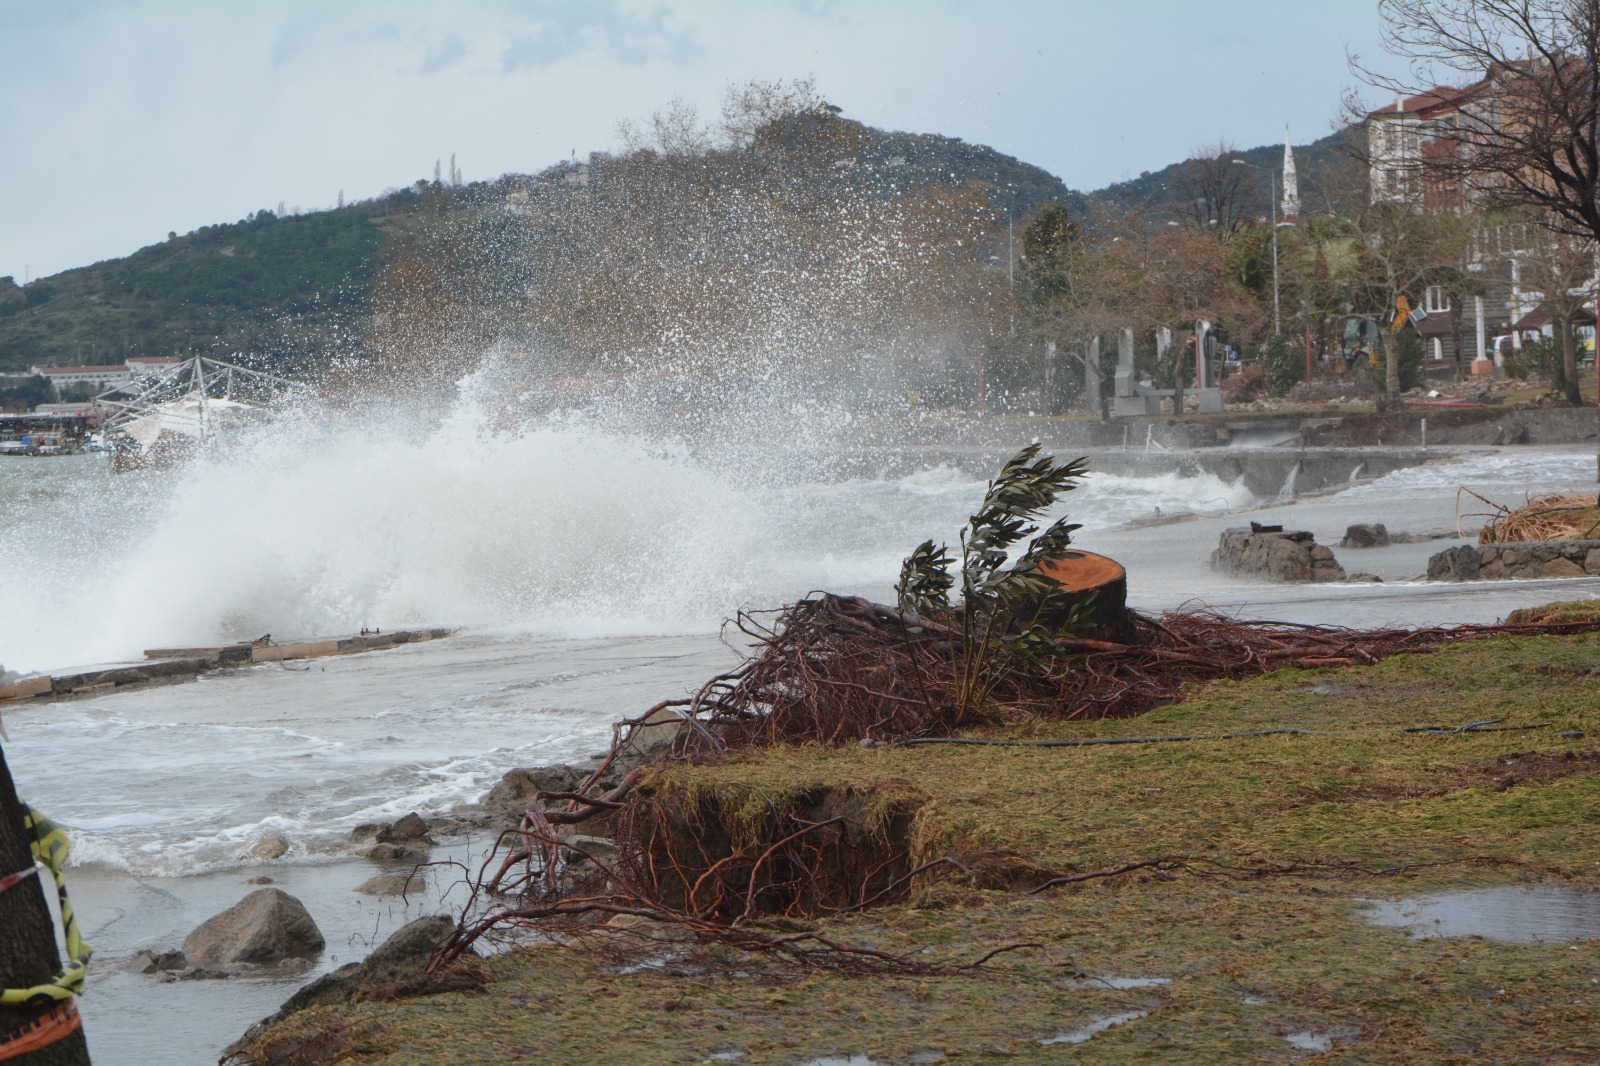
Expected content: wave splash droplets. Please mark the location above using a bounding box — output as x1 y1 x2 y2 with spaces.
0 364 1263 671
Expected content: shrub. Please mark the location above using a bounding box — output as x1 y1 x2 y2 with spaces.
1260 334 1303 396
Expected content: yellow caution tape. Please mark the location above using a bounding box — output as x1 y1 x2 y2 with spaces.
0 806 92 1006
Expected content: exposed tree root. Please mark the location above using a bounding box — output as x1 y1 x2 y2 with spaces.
432 596 1600 975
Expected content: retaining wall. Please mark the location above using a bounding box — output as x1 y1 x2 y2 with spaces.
1427 540 1600 581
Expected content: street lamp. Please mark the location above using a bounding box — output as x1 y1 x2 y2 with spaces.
1232 159 1281 336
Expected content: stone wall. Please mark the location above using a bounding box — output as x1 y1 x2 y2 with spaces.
1427 540 1600 581
1211 528 1347 583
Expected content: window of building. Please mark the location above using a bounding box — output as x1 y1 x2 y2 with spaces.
1424 285 1450 313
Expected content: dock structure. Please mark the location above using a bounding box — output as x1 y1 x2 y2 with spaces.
0 628 453 705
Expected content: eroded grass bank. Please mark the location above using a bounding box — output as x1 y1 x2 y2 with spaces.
241 626 1600 1064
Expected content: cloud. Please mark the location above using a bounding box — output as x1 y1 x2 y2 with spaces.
498 1 698 71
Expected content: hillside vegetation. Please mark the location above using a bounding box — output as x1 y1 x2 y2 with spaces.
0 202 394 373
0 117 1350 377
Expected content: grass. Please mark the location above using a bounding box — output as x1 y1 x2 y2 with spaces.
238 629 1600 1065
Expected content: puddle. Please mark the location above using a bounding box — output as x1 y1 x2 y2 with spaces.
1361 887 1600 942
1038 1011 1148 1046
1285 1032 1332 1052
706 1054 745 1063
1241 995 1273 1006
799 1058 884 1066
1067 975 1170 989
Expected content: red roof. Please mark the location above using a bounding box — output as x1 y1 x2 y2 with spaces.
1366 81 1483 121
35 365 129 375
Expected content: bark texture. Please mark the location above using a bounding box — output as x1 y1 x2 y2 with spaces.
0 747 90 1065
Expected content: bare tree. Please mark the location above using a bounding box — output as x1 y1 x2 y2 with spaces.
1520 214 1598 400
1345 202 1471 405
1353 0 1600 240
1172 141 1249 234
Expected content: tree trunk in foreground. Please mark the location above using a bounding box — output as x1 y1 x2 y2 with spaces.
1036 550 1134 644
0 746 90 1065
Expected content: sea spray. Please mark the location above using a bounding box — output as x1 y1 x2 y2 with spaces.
0 368 1257 673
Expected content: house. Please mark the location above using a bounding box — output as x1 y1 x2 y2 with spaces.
1364 68 1596 367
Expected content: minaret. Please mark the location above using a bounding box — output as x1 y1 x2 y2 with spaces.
1281 125 1301 222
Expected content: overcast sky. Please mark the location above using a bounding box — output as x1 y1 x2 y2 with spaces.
0 0 1407 282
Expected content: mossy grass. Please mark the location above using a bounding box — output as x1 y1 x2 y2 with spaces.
240 630 1600 1064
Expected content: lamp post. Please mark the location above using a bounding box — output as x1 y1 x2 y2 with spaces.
1232 159 1281 336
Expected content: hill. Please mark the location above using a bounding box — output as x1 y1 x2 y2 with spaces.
0 200 396 375
0 125 1350 376
1082 129 1364 224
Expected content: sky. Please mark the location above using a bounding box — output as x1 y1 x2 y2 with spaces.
0 0 1410 282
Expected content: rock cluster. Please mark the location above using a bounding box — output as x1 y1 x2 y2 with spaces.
224 915 470 1059
1427 540 1600 581
350 811 433 861
1211 528 1347 583
1341 523 1391 548
480 707 691 829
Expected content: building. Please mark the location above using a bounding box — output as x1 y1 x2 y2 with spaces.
1363 68 1596 368
26 356 185 397
1365 84 1481 208
27 364 135 391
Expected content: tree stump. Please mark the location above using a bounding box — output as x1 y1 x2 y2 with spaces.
1034 550 1134 643
0 747 90 1065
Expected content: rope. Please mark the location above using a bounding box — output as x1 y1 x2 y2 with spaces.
895 719 1549 749
0 805 92 1007
0 1001 81 1062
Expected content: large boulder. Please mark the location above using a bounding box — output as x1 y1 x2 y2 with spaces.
612 706 691 766
182 888 325 967
351 812 434 861
1211 528 1346 583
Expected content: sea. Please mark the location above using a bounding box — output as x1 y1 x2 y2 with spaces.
1 381 1597 1064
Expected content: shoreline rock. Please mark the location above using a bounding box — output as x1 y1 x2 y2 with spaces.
1211 527 1346 583
182 887 326 968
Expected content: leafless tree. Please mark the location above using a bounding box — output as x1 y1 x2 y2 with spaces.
1172 141 1249 234
1352 0 1600 240
1345 202 1472 405
1520 214 1598 400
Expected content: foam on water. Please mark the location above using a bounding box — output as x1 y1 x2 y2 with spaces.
0 377 1257 673
1344 448 1596 499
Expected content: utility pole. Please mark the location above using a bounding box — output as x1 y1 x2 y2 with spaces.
1007 221 1016 337
0 747 91 1064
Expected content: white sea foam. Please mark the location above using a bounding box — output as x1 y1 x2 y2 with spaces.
0 375 1263 673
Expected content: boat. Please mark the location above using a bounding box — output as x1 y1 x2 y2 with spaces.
95 356 306 472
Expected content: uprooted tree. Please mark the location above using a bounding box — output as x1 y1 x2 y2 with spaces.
404 446 1600 982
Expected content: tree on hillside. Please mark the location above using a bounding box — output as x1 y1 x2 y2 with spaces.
370 79 1013 409
1354 0 1600 242
1172 142 1249 235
